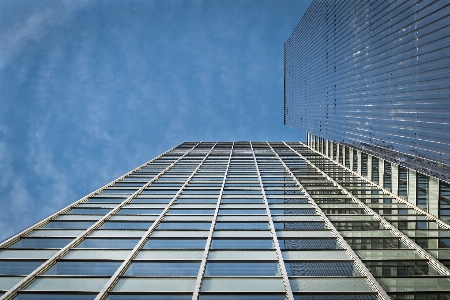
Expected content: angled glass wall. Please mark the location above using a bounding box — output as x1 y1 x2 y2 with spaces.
1 142 450 299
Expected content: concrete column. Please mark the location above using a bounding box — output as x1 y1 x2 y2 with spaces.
325 139 329 157
379 158 385 187
320 138 324 154
408 169 417 206
367 154 372 180
329 141 333 159
335 144 341 162
349 148 354 171
341 145 346 166
429 177 439 217
392 163 399 195
357 150 362 175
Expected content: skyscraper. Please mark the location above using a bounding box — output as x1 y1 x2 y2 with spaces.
1 142 449 299
284 0 450 179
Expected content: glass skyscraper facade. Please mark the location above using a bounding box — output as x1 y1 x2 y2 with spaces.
1 142 450 299
284 0 450 174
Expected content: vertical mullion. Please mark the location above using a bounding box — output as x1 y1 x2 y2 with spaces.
0 142 183 248
94 142 218 300
192 142 234 299
269 142 389 300
250 142 294 300
1 142 198 300
287 141 450 278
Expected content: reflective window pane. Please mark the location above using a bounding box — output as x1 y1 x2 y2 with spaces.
124 262 200 276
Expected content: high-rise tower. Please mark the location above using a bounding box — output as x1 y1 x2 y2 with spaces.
1 142 449 299
284 0 450 180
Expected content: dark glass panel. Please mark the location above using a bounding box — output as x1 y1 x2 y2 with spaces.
124 262 200 276
204 262 279 276
45 261 121 276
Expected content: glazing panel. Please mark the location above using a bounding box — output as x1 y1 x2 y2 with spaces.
289 278 373 292
0 277 24 291
113 278 196 292
285 262 360 276
9 238 74 249
117 209 162 215
214 222 269 230
16 294 96 300
205 262 280 276
282 250 350 261
0 260 44 275
100 222 153 230
56 215 101 221
377 277 450 292
218 209 266 215
76 238 139 249
278 239 340 250
44 261 121 276
272 216 322 222
200 278 285 292
136 250 203 260
216 216 268 221
108 295 191 300
64 249 131 260
164 216 213 222
67 208 111 215
210 239 273 249
89 230 144 238
109 215 158 221
213 231 271 238
276 231 333 238
28 230 85 237
0 250 58 259
273 222 326 230
25 277 108 291
124 262 200 276
293 295 377 300
43 221 95 229
157 222 211 230
199 295 286 300
143 239 206 249
167 209 215 215
208 250 277 261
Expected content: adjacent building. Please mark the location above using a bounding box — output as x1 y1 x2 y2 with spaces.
284 0 450 180
1 142 450 299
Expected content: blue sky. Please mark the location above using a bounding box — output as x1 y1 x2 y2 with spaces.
0 0 310 241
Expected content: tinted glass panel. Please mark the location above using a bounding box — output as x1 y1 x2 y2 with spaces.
210 239 273 249
45 261 121 276
124 262 200 276
215 222 269 230
278 239 340 250
0 260 44 275
285 262 360 276
10 238 73 249
205 262 280 276
143 239 206 249
77 239 139 249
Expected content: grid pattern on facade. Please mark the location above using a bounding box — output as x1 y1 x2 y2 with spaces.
284 0 450 168
1 142 450 299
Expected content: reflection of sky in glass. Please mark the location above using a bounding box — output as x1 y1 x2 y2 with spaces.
285 0 450 166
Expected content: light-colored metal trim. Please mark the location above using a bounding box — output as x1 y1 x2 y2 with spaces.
0 142 199 300
293 141 450 277
192 142 234 299
0 142 184 248
251 142 294 300
94 142 217 300
270 142 389 300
